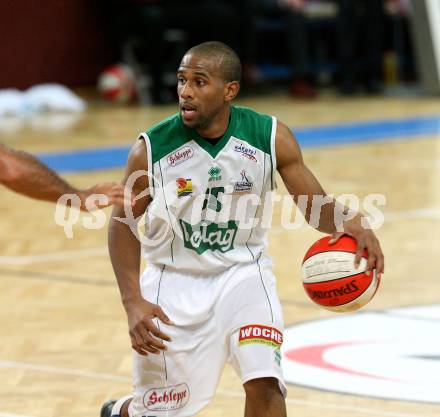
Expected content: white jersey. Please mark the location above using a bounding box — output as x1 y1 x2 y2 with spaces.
139 105 277 274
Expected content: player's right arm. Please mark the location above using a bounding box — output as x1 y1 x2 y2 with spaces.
108 139 173 356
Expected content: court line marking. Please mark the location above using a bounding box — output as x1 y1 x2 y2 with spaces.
0 247 107 265
0 268 112 286
0 360 130 383
0 360 427 417
218 389 428 417
1 206 439 265
0 413 35 417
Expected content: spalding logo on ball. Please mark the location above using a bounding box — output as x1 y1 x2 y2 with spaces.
301 235 381 312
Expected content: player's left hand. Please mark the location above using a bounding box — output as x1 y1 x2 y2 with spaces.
330 215 384 278
78 183 135 211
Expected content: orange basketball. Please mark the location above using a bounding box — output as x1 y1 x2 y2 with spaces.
301 235 380 312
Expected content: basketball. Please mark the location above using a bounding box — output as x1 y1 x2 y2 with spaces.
301 235 380 312
97 64 137 104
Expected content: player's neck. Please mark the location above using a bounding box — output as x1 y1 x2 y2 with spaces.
196 106 231 139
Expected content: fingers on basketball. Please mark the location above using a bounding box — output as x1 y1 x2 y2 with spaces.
301 235 381 312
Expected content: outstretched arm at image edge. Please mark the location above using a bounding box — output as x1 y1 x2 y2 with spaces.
0 144 130 210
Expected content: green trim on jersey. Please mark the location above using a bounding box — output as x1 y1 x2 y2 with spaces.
146 113 188 164
230 106 273 155
145 106 273 162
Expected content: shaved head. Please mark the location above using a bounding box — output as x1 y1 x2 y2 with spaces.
184 41 242 83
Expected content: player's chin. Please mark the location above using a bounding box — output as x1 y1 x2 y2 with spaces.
181 115 202 129
181 118 195 128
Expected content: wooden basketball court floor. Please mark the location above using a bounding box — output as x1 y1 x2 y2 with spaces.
0 93 439 417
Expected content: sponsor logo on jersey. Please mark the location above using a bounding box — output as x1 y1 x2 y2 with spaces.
179 219 238 254
176 178 192 197
208 166 222 182
167 146 194 167
233 169 253 194
238 325 283 348
234 143 258 162
143 383 190 411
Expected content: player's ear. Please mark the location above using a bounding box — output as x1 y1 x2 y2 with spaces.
224 81 240 102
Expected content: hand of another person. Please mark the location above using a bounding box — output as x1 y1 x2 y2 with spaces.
125 298 174 356
78 182 135 211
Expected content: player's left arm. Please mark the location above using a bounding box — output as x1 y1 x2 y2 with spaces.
0 144 132 210
275 121 384 275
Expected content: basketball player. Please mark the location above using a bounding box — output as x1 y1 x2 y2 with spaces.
0 143 131 210
105 41 384 417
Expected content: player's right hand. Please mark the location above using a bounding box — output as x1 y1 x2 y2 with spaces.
125 299 174 356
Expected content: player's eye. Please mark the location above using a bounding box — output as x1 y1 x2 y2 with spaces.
196 79 206 86
177 77 186 85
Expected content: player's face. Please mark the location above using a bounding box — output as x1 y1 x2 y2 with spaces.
177 53 232 132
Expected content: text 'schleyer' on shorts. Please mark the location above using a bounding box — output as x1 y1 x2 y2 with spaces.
128 257 286 417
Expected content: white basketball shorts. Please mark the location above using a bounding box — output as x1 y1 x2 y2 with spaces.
128 256 286 417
